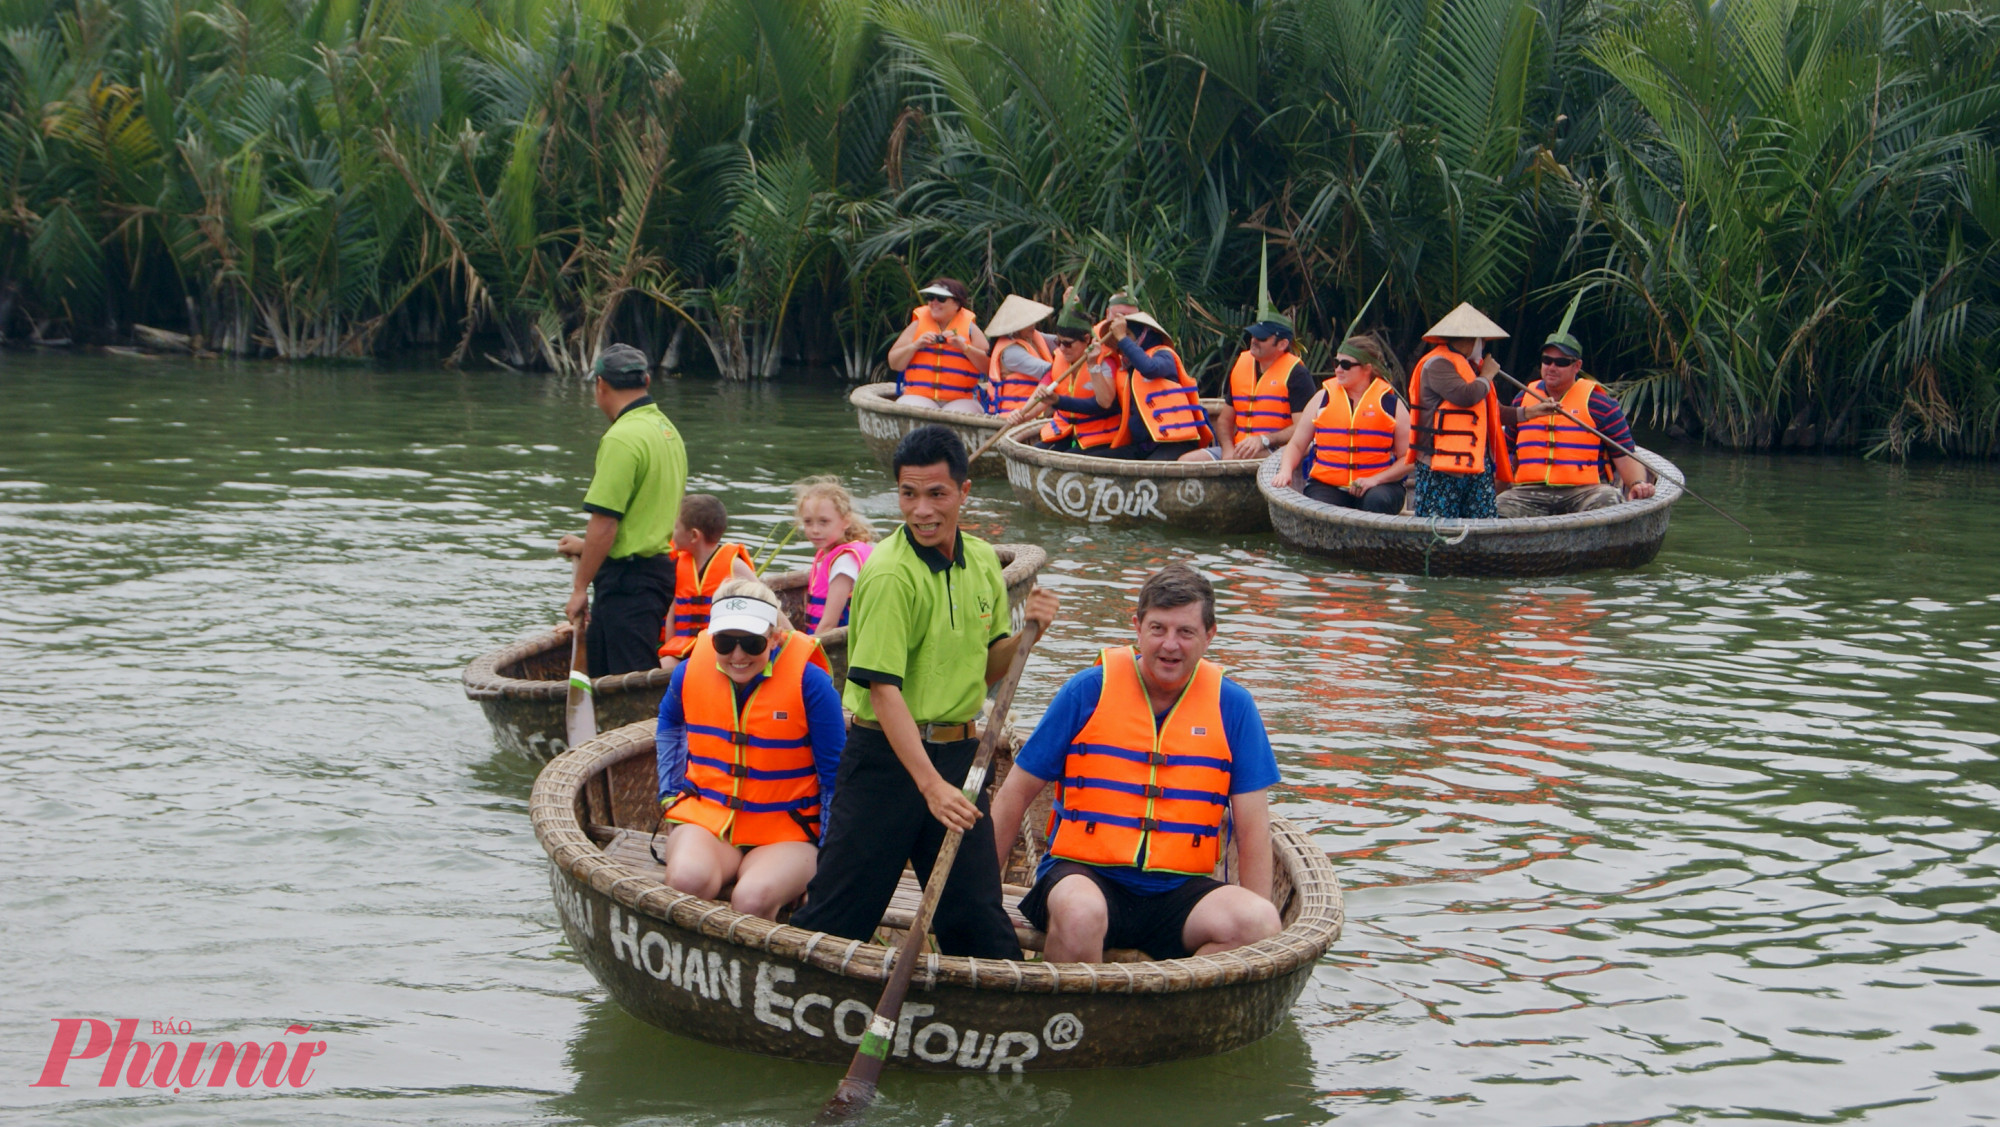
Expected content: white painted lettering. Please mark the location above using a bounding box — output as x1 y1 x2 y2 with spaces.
893 1003 934 1058
794 994 831 1038
955 1031 994 1069
711 953 742 1008
989 1031 1039 1073
638 932 676 980
608 907 641 970
683 947 710 998
832 1000 871 1045
912 1022 958 1063
753 964 796 1031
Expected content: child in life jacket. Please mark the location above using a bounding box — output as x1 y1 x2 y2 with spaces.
793 476 875 635
657 494 757 672
654 578 846 919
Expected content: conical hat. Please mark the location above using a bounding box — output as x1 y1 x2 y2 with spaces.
983 294 1054 339
1122 311 1173 342
1422 302 1508 341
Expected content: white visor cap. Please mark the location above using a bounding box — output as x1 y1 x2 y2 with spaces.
709 596 781 637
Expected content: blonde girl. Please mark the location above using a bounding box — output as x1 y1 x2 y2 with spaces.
793 476 875 635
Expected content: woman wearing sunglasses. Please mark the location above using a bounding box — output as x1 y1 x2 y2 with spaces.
1275 332 1413 514
653 579 846 920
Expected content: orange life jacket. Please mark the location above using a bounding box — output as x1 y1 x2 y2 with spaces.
1047 646 1232 876
985 332 1052 415
1408 345 1513 482
1227 350 1302 437
1038 350 1123 449
659 542 753 659
663 631 831 846
1512 377 1606 486
1112 344 1214 448
898 306 981 403
1309 377 1399 487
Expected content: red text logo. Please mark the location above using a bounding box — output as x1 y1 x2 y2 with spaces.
31 1020 328 1091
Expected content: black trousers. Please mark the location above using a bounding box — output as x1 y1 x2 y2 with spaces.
791 725 1021 959
1303 479 1405 514
1086 440 1201 462
585 554 676 676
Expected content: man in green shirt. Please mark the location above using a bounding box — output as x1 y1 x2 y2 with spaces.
555 344 688 675
791 425 1058 958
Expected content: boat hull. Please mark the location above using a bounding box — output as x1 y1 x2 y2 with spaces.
996 424 1269 533
466 545 1049 759
850 383 1008 477
1257 449 1684 577
533 723 1342 1072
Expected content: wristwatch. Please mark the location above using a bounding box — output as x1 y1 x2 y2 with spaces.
1258 434 1273 451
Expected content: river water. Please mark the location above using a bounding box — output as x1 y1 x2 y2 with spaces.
3 355 1997 1126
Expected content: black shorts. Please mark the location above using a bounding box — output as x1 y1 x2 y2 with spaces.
1016 861 1226 961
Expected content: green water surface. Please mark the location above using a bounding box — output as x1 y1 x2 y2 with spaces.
2 354 1997 1126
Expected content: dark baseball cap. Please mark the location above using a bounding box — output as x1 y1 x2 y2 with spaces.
593 344 650 387
1244 312 1295 341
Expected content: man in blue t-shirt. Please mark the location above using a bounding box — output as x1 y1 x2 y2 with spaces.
990 564 1284 962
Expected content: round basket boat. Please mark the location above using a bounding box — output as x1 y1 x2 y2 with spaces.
850 383 1011 477
995 423 1270 533
1257 448 1685 578
464 544 1050 760
531 721 1343 1073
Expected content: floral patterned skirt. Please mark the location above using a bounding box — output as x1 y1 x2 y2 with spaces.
1411 463 1498 519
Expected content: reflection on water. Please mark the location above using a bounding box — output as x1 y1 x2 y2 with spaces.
2 355 1997 1124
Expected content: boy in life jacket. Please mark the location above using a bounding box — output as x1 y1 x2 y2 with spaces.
990 564 1283 962
792 475 874 635
1495 328 1656 517
657 494 757 672
886 278 991 414
1093 309 1214 462
1016 293 1120 451
653 579 846 920
1407 303 1514 519
979 293 1058 416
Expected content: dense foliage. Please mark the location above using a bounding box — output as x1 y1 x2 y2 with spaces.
3 0 1996 453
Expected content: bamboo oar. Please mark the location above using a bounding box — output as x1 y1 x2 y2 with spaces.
753 524 798 575
564 608 596 747
1493 369 1752 536
967 347 1095 464
817 617 1045 1123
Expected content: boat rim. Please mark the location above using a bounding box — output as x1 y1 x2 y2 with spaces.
994 422 1265 480
1257 445 1686 535
849 382 1007 430
530 722 1344 994
464 544 1049 702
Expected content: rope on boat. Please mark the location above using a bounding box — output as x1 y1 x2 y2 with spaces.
1422 516 1472 578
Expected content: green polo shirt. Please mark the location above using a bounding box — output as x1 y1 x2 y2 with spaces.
581 398 686 559
844 525 1011 725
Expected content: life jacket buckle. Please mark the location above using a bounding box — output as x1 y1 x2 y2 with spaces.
731 731 751 747
1142 784 1163 798
1140 817 1160 832
1147 751 1168 766
725 795 747 811
728 762 751 778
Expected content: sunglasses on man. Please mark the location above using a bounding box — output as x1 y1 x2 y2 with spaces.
711 632 770 656
1540 355 1580 369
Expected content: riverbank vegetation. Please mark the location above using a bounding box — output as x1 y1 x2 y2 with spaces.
2 0 1996 453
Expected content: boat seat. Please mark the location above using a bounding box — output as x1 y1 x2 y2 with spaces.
594 827 1150 962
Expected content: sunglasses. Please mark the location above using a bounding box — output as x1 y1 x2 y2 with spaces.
712 632 770 656
1540 355 1580 368
1333 358 1365 371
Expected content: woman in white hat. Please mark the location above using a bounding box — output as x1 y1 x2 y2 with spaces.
1094 308 1214 460
887 278 991 414
980 294 1058 415
1407 303 1515 518
653 578 846 920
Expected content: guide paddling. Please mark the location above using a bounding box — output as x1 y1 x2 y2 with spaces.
818 617 1044 1122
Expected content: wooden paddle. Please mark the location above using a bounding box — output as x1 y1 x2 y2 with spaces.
1493 368 1752 536
817 617 1045 1123
565 609 596 748
966 345 1096 464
